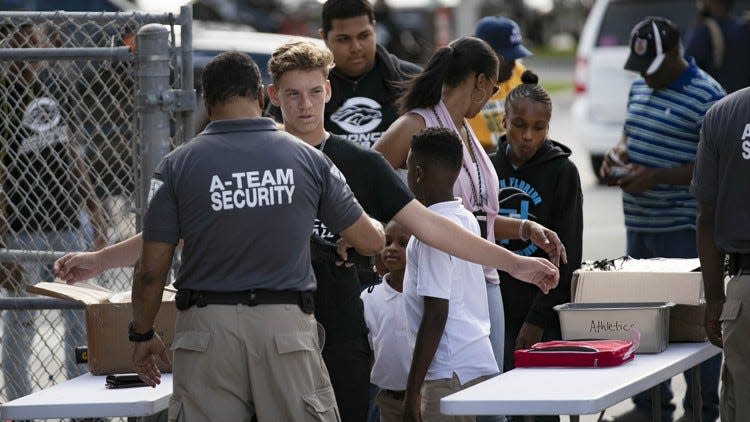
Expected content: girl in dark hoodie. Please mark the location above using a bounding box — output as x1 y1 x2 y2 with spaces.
490 70 584 376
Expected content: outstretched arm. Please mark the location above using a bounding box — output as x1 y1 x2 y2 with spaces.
394 200 559 293
54 233 143 283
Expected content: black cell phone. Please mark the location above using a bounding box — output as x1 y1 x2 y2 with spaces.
105 374 148 389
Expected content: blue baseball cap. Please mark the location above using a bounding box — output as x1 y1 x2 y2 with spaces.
474 16 533 62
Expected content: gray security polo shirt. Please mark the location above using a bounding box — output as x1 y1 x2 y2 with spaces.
691 87 750 253
143 118 364 291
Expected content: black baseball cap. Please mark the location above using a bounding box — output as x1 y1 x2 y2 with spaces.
624 17 680 75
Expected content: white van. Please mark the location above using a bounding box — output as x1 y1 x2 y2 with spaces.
571 0 749 179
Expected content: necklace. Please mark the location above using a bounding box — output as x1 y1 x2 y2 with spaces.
462 122 486 205
431 109 486 207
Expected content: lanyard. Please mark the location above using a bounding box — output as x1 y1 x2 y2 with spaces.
431 109 485 207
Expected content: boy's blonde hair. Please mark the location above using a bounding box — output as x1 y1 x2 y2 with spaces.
268 41 334 85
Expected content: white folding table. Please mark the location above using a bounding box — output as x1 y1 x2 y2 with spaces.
441 342 721 422
1 373 172 421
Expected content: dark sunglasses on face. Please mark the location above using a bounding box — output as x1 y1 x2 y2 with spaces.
479 73 500 96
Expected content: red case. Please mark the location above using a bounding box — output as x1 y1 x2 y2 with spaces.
513 339 637 368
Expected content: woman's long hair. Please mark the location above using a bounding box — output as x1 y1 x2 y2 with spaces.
396 36 499 114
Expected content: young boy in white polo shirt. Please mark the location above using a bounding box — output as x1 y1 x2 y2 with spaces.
361 219 414 422
402 128 499 422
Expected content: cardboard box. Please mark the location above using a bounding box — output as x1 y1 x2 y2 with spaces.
28 281 177 375
571 258 706 342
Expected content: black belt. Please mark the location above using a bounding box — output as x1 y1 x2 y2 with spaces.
728 253 750 276
175 289 314 314
381 389 405 400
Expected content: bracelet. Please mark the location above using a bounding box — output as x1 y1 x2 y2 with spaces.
519 219 529 241
128 321 155 342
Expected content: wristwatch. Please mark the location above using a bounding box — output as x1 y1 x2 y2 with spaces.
128 321 155 342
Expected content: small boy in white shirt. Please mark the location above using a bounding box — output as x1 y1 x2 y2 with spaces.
402 128 499 422
361 220 414 422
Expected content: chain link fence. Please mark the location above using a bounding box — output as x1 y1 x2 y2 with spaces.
0 9 193 406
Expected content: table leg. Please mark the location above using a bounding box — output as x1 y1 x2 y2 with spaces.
569 415 580 422
651 385 662 422
691 364 702 422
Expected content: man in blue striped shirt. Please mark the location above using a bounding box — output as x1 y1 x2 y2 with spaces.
600 17 725 422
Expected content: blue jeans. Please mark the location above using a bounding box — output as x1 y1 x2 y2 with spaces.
627 229 721 421
2 230 86 400
477 282 506 422
366 383 380 422
486 282 505 373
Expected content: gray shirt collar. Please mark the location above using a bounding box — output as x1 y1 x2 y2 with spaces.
202 118 278 135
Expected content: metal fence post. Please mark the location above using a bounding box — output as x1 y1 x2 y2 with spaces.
180 4 195 142
135 24 171 231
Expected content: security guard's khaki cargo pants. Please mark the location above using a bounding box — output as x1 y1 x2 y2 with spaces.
720 273 750 422
167 303 340 421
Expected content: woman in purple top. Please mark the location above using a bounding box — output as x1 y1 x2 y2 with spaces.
373 36 566 387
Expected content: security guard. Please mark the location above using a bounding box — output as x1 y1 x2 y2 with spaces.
128 51 384 421
692 86 750 422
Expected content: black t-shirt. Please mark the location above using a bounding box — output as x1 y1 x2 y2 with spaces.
1 77 81 233
313 134 413 345
324 46 420 149
324 67 401 149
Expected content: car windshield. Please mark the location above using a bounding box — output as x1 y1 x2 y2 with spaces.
596 0 750 47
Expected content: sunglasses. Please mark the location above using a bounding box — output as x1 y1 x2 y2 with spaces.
478 73 500 96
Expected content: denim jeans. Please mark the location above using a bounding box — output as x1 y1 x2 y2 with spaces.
627 229 721 421
367 382 380 422
2 230 86 400
486 282 505 373
477 282 506 422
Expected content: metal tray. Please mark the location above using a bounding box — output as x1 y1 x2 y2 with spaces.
554 302 675 353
